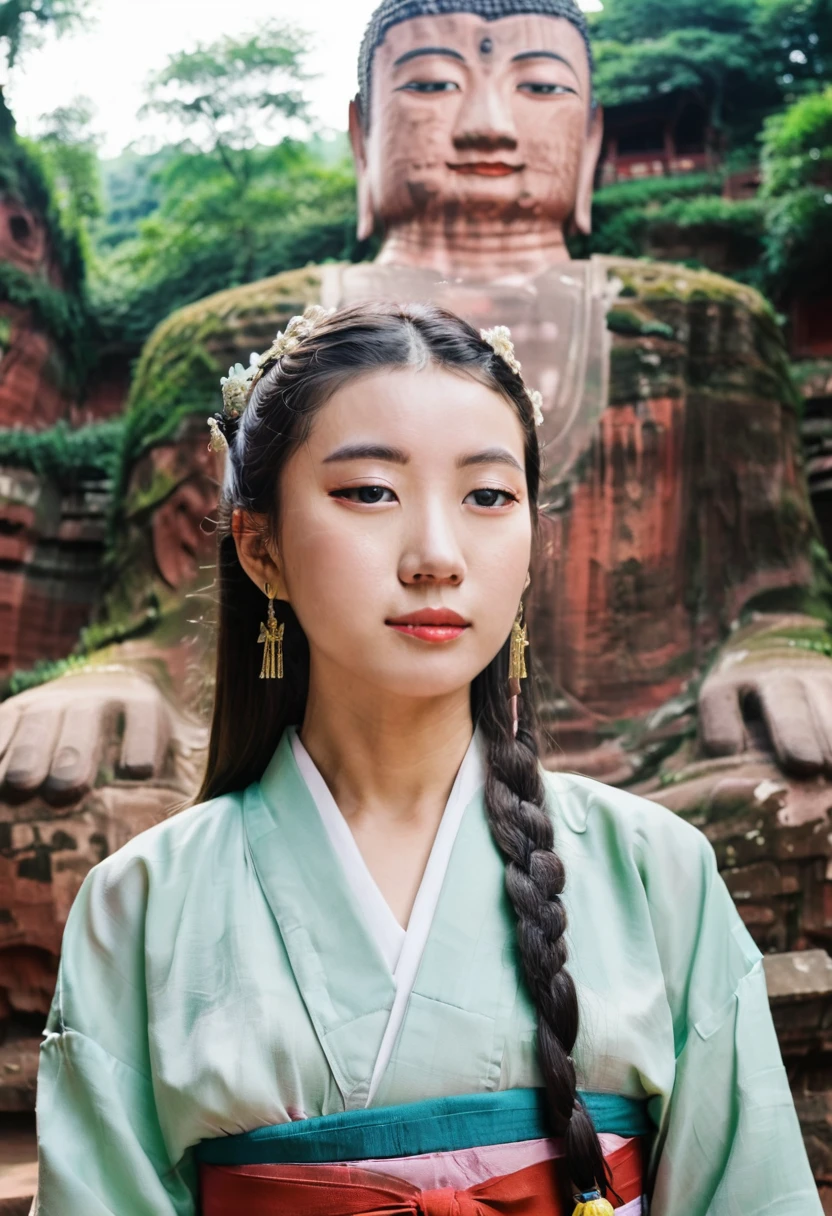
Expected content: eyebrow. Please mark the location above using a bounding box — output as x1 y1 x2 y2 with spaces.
323 443 409 464
457 447 523 472
511 50 577 72
393 46 466 68
322 443 523 471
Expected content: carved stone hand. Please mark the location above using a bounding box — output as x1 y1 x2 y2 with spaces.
698 614 832 778
0 666 207 803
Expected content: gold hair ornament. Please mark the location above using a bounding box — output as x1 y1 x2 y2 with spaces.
258 584 284 679
480 325 545 427
208 304 334 450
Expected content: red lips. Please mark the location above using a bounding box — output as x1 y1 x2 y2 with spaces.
386 608 470 643
446 162 525 177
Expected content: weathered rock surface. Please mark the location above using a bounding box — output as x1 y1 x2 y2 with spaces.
0 466 111 678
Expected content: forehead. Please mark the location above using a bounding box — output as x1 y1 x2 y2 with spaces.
309 366 526 452
373 12 590 76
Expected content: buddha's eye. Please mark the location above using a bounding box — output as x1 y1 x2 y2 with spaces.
397 80 461 93
517 82 577 96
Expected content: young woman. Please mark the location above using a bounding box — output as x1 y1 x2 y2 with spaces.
34 303 819 1215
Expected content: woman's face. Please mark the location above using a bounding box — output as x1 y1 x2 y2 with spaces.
274 364 533 702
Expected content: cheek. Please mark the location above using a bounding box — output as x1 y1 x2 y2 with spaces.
472 517 533 639
373 106 456 193
521 107 586 182
278 504 391 640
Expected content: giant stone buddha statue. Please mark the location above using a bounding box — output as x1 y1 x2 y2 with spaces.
2 0 831 1035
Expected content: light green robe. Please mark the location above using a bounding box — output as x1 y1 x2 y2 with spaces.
34 731 820 1214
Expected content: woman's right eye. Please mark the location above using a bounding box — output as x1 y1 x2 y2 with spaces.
330 486 397 504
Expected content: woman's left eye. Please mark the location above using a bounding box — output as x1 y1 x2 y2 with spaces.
331 485 396 504
465 488 516 508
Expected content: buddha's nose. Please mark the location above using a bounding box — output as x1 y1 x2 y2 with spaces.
452 81 518 152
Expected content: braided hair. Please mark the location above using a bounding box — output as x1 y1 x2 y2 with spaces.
198 300 607 1200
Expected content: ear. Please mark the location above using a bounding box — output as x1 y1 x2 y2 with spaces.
232 509 290 602
573 104 604 236
349 96 376 243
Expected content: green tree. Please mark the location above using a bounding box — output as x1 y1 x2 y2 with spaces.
755 0 832 98
96 148 171 252
759 85 832 290
25 96 101 245
93 25 367 350
140 21 311 162
0 0 89 72
588 0 830 138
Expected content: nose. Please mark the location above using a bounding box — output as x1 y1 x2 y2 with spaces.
452 79 518 153
398 501 466 587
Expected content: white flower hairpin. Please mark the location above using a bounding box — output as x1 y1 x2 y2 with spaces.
480 325 545 427
208 304 335 452
254 304 334 369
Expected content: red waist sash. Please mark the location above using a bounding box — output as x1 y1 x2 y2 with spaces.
200 1136 643 1215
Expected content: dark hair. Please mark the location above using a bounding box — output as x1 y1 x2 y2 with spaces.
198 300 607 1199
357 0 594 125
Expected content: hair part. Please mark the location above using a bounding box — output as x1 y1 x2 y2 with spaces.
198 299 607 1198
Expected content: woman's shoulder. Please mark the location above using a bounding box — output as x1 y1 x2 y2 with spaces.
542 770 758 991
76 786 248 913
542 767 716 874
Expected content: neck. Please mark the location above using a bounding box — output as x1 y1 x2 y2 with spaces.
376 216 572 279
299 660 474 829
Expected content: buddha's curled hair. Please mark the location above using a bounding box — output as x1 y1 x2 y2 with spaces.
198 299 607 1199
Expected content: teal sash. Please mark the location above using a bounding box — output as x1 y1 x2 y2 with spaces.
196 1088 651 1166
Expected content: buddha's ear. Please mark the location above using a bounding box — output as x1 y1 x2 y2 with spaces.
349 96 376 242
573 104 604 236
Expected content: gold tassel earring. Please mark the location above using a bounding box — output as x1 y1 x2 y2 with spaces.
258 584 284 679
508 601 528 736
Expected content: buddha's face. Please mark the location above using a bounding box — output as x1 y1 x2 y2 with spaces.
350 13 601 240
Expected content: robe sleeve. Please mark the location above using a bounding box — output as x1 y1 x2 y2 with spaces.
33 855 198 1216
636 807 821 1214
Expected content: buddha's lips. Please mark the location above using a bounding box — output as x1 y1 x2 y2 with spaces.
446 161 525 177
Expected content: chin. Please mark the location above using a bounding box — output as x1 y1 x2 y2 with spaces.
452 183 528 208
375 663 482 701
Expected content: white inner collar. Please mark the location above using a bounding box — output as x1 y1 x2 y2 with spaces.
290 727 486 1104
290 727 485 974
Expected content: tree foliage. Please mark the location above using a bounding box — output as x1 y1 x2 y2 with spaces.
90 25 369 351
140 21 311 157
0 0 89 71
24 95 101 249
0 416 123 479
761 83 832 194
759 85 832 287
92 137 363 351
754 0 832 95
589 0 830 136
582 0 832 307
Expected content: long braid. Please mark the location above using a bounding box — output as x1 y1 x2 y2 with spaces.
477 664 608 1199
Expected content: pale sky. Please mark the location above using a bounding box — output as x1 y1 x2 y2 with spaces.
5 0 601 159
